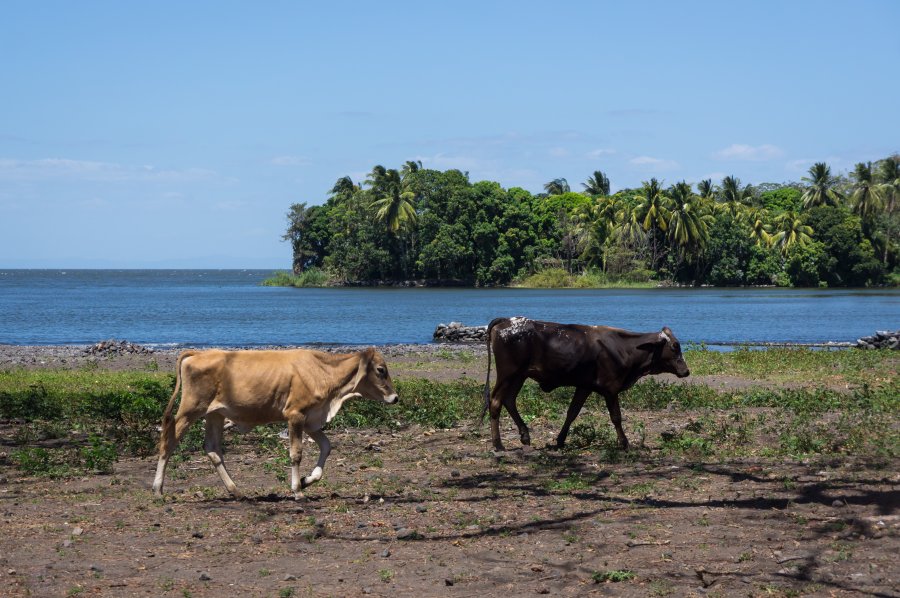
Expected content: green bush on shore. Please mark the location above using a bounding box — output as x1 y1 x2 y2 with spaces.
261 268 330 288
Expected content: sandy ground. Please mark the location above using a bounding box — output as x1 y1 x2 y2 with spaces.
0 343 897 597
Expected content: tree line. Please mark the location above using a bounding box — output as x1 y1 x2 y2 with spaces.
281 156 899 287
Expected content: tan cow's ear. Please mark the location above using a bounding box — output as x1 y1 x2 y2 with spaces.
353 347 375 388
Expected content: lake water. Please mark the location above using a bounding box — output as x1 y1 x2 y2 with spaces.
0 269 897 347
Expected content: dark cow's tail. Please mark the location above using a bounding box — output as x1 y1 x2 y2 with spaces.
158 350 197 456
480 318 504 423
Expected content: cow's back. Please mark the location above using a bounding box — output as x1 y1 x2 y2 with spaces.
490 318 599 390
181 349 321 425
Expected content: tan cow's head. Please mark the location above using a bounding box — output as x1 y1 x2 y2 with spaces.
354 348 399 404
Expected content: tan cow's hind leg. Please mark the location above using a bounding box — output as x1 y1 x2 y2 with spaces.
153 409 202 496
286 414 307 500
300 428 331 489
203 413 241 498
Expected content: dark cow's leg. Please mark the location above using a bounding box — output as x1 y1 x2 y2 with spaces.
555 387 591 449
203 412 241 498
489 374 525 451
501 377 530 447
604 394 629 450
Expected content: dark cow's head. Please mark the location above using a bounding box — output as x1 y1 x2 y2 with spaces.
355 348 399 404
642 327 690 378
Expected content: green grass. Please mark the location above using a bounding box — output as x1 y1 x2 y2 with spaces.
514 268 657 289
261 269 330 287
684 345 896 386
1 348 896 477
592 569 636 583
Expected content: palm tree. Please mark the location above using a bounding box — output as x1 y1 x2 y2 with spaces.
366 165 389 194
771 211 813 256
369 169 416 234
543 178 570 195
401 160 423 178
717 176 754 219
875 156 900 264
849 162 884 222
801 162 845 209
634 178 671 270
582 170 610 197
667 181 712 262
329 176 359 203
697 179 715 200
747 207 773 248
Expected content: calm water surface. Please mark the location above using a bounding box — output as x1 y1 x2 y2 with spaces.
0 270 897 346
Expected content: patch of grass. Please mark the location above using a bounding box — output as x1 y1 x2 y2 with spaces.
261 269 331 288
378 569 394 583
544 472 595 492
592 569 636 583
685 346 896 387
515 268 656 288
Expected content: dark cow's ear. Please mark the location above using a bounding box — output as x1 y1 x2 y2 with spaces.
638 332 668 352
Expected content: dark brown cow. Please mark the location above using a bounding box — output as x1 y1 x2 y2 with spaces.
483 317 690 451
152 347 398 499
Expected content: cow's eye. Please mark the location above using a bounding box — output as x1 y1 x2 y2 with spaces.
376 365 387 376
673 343 681 352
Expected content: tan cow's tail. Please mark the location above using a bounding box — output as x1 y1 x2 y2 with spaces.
480 318 502 423
158 350 196 456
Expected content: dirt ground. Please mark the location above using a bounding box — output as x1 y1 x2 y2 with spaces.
1 345 898 597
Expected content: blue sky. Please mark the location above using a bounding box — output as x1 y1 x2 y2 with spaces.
2 1 898 268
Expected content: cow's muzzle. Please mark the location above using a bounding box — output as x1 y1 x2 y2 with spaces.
384 394 399 404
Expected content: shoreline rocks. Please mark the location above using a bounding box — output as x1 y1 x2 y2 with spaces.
433 322 488 343
856 330 900 350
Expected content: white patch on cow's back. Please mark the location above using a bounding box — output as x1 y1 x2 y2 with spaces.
499 316 531 340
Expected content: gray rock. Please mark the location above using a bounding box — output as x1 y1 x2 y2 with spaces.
199 572 211 581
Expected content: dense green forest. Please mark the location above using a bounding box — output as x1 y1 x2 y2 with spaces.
278 156 899 287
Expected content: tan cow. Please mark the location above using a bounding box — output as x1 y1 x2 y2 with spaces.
152 347 398 499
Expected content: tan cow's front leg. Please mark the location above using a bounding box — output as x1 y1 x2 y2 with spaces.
204 413 241 498
286 413 307 500
300 428 331 489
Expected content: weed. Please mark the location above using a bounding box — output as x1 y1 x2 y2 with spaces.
545 472 594 492
378 569 394 583
279 589 296 598
592 569 636 583
649 579 674 596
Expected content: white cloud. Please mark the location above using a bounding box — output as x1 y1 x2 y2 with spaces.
786 156 844 173
713 144 784 161
786 159 814 172
0 158 219 183
586 148 617 159
271 155 311 167
548 147 569 158
629 156 679 171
